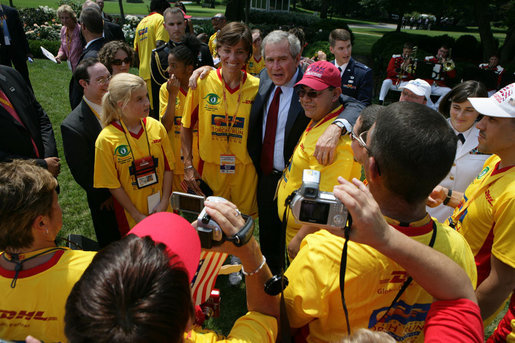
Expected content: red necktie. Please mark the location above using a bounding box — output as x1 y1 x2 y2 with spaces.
260 87 282 175
0 89 40 158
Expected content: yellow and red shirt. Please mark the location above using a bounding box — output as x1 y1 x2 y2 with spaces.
94 117 175 228
277 105 361 246
0 249 95 342
246 55 265 77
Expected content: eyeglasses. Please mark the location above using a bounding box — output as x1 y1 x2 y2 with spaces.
350 130 371 153
94 75 112 85
112 57 131 66
296 88 324 99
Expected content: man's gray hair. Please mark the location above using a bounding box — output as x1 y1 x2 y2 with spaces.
262 30 301 59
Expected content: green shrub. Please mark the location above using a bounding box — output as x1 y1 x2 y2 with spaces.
126 0 144 2
25 23 62 40
19 6 56 27
28 40 61 58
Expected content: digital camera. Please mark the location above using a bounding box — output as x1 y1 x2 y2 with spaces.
290 169 349 229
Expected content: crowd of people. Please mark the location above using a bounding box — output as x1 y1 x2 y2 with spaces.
0 0 514 342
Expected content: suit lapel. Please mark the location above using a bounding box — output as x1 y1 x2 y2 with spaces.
251 75 274 139
456 127 479 159
0 73 35 133
284 68 304 139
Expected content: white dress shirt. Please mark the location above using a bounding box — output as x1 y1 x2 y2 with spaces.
262 69 299 171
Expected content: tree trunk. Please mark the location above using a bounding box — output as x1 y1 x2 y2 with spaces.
473 0 497 59
118 0 125 24
500 26 515 65
245 0 250 24
293 0 296 10
320 0 328 19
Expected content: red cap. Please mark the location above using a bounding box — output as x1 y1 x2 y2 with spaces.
180 9 192 19
295 61 341 91
128 212 201 283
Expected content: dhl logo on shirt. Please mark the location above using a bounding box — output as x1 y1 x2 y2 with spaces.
0 310 57 321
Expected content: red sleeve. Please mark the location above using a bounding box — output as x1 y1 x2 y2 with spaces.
386 57 398 79
424 298 483 343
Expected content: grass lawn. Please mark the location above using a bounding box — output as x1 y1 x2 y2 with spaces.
11 0 225 17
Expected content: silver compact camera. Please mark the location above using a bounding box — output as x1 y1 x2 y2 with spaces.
290 169 348 228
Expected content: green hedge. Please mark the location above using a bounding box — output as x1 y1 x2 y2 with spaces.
29 40 61 59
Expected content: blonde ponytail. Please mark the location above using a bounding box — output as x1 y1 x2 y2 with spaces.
101 73 146 127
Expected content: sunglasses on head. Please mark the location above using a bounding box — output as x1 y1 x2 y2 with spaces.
112 57 131 66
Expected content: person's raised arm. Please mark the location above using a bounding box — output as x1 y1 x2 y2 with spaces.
205 200 279 318
161 75 180 132
330 177 476 303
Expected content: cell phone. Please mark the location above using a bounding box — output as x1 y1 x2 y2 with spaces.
171 192 205 214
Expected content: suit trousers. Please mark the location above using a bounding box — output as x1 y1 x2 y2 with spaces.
257 170 284 276
87 192 121 248
0 46 32 90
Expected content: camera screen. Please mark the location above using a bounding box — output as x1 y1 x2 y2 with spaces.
179 195 203 213
299 200 330 224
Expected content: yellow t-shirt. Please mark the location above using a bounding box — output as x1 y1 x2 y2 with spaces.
246 55 265 77
0 249 95 342
159 84 200 175
208 32 217 58
184 312 277 342
284 218 477 343
133 13 169 81
94 117 175 228
276 105 361 245
448 155 515 286
181 69 259 165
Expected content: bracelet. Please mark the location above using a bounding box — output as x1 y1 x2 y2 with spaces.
241 255 266 276
184 165 194 170
443 188 453 205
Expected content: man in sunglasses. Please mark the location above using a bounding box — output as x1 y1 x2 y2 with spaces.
61 58 120 248
283 102 477 342
276 60 362 260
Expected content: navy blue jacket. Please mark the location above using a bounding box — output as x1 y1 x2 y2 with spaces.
336 57 373 105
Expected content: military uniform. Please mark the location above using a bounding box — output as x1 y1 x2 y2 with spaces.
149 41 213 119
378 54 416 102
336 57 373 105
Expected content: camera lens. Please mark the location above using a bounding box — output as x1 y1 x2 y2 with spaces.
201 214 211 224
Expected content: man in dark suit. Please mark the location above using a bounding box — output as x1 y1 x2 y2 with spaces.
0 3 33 90
0 65 60 176
69 6 105 110
329 28 373 105
61 58 120 248
247 30 363 274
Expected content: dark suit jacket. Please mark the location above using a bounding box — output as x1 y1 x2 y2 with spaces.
0 65 58 166
61 100 111 204
0 5 30 58
69 37 106 110
248 67 307 174
248 67 364 174
337 57 373 105
103 21 124 42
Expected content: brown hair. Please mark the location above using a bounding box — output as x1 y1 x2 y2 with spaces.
329 29 351 46
0 160 57 251
438 80 488 118
216 21 253 62
65 234 194 343
98 41 134 74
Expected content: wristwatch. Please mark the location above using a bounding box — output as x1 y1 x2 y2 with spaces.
332 119 348 135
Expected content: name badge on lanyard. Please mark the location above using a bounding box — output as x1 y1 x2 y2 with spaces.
131 156 159 188
220 154 235 174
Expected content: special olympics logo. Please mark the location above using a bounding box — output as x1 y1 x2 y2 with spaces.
203 93 221 106
114 145 130 157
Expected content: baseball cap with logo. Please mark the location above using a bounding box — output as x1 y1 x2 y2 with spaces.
399 79 431 101
468 83 515 118
295 61 341 91
129 212 201 282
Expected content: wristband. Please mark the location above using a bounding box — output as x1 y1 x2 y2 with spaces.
443 188 453 205
242 255 266 276
184 165 194 170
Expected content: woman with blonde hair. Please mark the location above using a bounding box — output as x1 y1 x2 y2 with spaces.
55 4 83 71
94 73 175 230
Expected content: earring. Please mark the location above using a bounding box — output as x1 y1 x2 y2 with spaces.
45 229 49 235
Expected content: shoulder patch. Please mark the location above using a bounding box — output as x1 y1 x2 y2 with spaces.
392 54 401 58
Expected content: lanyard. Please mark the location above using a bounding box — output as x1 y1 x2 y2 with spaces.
119 119 152 162
220 69 243 146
